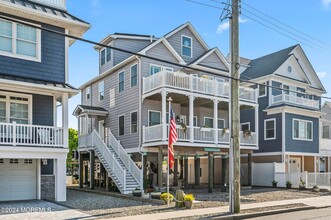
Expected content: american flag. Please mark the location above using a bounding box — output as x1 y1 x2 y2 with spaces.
168 107 177 170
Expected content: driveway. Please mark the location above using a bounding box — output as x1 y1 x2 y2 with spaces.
0 200 92 220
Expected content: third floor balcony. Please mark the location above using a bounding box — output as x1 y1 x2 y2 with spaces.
271 93 320 110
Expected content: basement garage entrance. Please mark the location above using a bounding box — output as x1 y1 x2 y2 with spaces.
0 159 37 201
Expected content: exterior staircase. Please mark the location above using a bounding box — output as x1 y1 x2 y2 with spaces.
90 130 142 194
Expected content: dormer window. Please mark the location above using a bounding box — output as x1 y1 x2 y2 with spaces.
100 47 111 66
181 35 192 57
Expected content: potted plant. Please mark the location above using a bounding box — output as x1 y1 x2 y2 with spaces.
271 180 278 188
243 129 252 137
144 178 153 193
312 185 320 192
183 194 195 209
286 181 292 189
132 188 143 197
160 192 174 204
222 128 229 137
178 122 187 134
299 178 306 190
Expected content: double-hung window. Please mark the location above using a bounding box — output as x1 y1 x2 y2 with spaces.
323 125 330 139
98 81 104 101
119 71 125 92
0 19 40 61
86 87 90 100
259 82 267 97
119 115 125 136
131 111 138 133
100 49 106 65
181 35 192 57
106 48 111 62
293 119 312 140
264 118 276 140
131 64 138 87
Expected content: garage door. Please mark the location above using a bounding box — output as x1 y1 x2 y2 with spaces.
0 159 37 201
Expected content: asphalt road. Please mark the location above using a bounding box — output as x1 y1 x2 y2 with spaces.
247 207 331 220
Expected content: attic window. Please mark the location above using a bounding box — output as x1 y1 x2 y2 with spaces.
181 35 192 57
100 47 111 66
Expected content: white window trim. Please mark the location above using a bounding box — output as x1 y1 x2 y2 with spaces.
118 70 125 93
264 118 276 140
0 91 32 124
86 86 90 100
118 114 125 136
181 35 193 58
130 63 138 88
292 118 313 141
98 81 104 102
322 125 330 139
148 110 161 126
130 110 138 134
203 117 225 129
258 82 267 97
0 18 41 62
149 63 174 76
241 122 250 131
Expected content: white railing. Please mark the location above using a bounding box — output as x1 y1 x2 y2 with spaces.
0 122 64 147
32 0 66 9
240 131 257 145
143 124 163 142
271 94 320 109
218 130 230 143
92 130 126 192
194 127 215 142
108 130 142 189
275 172 331 189
143 71 257 102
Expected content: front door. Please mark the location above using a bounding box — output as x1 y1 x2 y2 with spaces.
289 158 301 173
98 120 105 140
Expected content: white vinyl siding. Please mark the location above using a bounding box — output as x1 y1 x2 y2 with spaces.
0 19 40 61
264 118 276 140
293 119 312 141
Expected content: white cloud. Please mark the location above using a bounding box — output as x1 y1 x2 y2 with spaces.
322 0 331 8
216 17 248 34
317 71 327 78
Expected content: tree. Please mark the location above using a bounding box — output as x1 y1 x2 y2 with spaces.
67 128 78 162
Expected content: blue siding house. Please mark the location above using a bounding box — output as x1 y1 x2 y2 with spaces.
240 45 326 173
0 0 89 201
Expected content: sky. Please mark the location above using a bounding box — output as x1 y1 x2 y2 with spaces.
64 0 331 129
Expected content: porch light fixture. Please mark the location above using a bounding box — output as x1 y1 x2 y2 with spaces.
42 159 48 165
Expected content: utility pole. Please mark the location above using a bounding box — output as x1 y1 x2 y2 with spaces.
229 0 240 214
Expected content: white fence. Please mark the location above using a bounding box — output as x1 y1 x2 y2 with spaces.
252 162 285 186
275 172 331 189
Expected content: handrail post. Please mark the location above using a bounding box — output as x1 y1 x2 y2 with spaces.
123 169 126 192
13 122 16 146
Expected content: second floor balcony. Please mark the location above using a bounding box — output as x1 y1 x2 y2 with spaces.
0 122 64 148
143 124 257 147
143 70 257 103
271 94 320 109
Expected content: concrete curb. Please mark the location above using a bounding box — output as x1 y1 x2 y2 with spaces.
68 187 165 205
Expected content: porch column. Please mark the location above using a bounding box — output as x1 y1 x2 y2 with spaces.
142 153 148 183
62 93 69 148
105 171 109 191
158 147 163 187
213 99 218 144
162 90 167 141
184 156 189 188
255 106 259 145
174 157 178 186
221 155 227 186
55 156 67 201
79 152 84 188
195 156 200 186
248 153 252 186
84 163 88 185
208 152 214 193
302 156 305 172
90 150 95 189
314 156 317 173
99 163 103 188
328 157 331 173
189 95 194 143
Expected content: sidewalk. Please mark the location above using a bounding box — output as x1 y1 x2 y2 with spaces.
112 196 331 220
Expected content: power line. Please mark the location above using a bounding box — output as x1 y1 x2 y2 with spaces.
0 15 329 100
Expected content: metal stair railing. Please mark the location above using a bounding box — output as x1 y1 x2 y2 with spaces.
92 130 126 193
108 130 142 189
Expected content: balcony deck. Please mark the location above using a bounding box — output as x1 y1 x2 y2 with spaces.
143 71 257 103
143 124 257 147
0 122 64 148
271 94 320 109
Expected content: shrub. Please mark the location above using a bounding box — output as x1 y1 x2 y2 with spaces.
183 194 195 202
160 193 174 202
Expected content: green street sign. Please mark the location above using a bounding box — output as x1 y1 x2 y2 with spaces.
204 148 221 152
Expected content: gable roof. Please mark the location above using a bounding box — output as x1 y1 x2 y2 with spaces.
164 22 209 51
240 45 297 80
189 47 229 72
73 105 108 117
